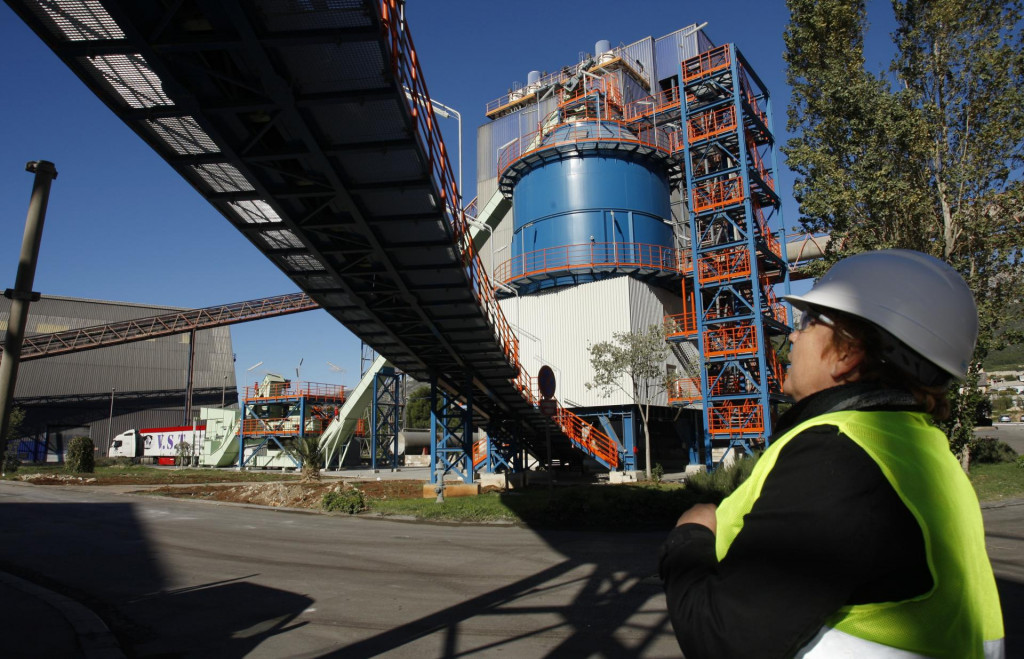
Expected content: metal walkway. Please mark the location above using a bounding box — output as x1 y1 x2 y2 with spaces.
7 0 590 465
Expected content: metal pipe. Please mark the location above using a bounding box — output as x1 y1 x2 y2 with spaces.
0 161 58 447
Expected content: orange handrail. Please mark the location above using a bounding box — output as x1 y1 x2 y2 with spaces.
243 381 347 402
691 177 745 213
622 87 682 121
668 376 702 404
239 417 325 436
682 44 731 84
495 241 689 284
704 324 758 358
698 247 751 284
688 106 737 143
708 400 764 435
498 119 676 175
665 281 698 337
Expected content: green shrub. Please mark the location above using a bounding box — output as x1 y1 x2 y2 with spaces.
971 438 1018 464
3 443 21 474
1016 454 1024 469
322 488 365 514
650 462 665 483
65 436 95 473
685 453 759 504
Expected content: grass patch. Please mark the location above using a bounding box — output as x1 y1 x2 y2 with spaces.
368 483 711 530
970 462 1024 503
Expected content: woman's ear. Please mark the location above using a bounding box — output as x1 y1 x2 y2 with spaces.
830 343 865 383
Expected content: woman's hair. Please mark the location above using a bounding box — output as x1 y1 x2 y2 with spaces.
823 308 952 421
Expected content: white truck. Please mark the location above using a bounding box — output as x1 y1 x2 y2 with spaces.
109 425 207 464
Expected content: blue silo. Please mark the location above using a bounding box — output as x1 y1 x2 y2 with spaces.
498 117 676 291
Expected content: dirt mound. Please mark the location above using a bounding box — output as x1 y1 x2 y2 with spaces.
149 479 425 509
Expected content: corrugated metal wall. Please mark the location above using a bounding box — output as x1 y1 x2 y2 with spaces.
0 295 236 455
621 36 654 89
654 25 702 83
499 277 681 408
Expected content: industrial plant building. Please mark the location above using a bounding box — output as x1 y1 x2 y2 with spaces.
473 27 789 470
0 295 236 459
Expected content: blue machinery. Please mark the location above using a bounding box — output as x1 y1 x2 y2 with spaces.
10 1 789 477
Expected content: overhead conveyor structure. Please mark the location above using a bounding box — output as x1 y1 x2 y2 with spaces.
7 0 619 481
2 292 318 362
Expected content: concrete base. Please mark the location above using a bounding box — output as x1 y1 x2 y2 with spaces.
479 472 524 490
404 455 429 467
422 482 480 499
609 470 639 484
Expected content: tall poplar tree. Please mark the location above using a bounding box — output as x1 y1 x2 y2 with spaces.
783 0 1024 455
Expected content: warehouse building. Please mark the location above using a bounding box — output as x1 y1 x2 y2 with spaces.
0 295 236 460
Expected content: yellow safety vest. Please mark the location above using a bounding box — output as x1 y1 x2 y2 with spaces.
716 410 1005 659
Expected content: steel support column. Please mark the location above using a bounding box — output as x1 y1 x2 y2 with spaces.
0 161 57 447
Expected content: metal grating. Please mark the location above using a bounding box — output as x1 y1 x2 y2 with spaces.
80 53 173 108
146 117 219 155
228 200 283 225
193 163 255 193
28 0 124 40
256 0 372 31
279 43 388 93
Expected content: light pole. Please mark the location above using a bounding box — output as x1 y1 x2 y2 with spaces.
404 89 462 204
108 388 115 446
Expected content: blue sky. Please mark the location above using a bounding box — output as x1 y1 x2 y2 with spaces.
0 1 898 393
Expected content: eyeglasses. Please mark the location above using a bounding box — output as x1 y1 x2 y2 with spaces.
795 307 837 333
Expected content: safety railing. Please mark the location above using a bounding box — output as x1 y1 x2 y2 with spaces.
622 87 681 121
698 247 751 284
512 372 620 469
381 0 520 380
707 400 764 435
498 118 677 175
243 381 347 402
704 324 758 358
746 142 775 194
495 241 688 284
484 42 636 115
688 106 737 144
382 2 622 470
665 282 698 337
682 44 731 84
553 405 620 468
691 176 745 213
239 417 325 436
668 376 702 404
753 201 783 262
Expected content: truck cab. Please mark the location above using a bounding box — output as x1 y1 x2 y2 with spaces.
108 429 141 458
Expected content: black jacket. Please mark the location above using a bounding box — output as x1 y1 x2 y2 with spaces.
659 383 934 659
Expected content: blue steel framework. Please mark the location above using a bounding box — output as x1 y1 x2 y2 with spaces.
237 381 345 470
678 45 790 466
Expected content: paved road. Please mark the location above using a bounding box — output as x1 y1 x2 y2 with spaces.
977 422 1024 456
0 483 679 658
1 483 1021 658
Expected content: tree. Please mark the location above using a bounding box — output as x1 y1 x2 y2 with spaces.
405 385 431 429
783 0 1024 456
587 324 669 480
2 407 25 474
293 434 324 482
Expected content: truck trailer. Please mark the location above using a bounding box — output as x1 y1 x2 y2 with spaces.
109 425 207 464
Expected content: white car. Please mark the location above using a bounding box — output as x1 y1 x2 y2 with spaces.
998 415 1012 423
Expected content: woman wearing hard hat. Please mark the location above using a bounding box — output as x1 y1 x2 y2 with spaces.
659 250 1004 658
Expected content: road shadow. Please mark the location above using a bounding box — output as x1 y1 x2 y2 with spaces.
0 502 312 657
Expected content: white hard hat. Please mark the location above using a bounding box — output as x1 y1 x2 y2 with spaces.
783 249 978 382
